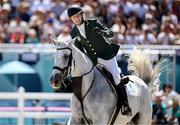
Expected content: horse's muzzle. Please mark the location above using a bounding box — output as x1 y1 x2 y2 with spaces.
50 73 62 89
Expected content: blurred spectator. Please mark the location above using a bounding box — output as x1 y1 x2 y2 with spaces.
0 25 8 43
51 0 66 18
10 0 21 8
29 8 47 40
171 0 179 21
97 4 109 25
155 84 178 108
157 22 176 45
113 17 126 35
25 28 40 44
9 29 25 43
162 11 178 26
139 25 157 44
123 0 134 16
0 3 13 22
2 3 11 13
59 9 69 23
142 13 159 36
47 11 61 33
29 7 46 27
111 24 124 45
115 5 127 25
158 0 169 21
106 0 119 26
133 0 148 20
152 95 167 125
125 28 142 44
14 1 31 22
84 0 97 15
57 25 71 43
82 4 94 18
0 0 178 45
167 96 180 124
41 16 57 43
30 0 52 13
7 14 29 34
147 4 157 19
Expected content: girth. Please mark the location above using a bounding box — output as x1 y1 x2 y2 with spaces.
71 76 94 125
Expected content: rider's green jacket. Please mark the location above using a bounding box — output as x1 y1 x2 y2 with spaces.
70 19 120 65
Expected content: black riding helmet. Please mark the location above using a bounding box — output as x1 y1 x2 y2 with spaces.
67 6 83 18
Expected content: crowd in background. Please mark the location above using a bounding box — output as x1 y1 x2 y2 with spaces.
152 84 179 125
0 0 179 45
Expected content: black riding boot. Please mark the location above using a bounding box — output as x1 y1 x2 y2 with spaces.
116 82 132 116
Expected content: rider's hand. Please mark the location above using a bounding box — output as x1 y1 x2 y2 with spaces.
93 27 101 33
93 27 105 36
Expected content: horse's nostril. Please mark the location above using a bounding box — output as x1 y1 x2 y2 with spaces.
54 80 59 84
51 79 60 88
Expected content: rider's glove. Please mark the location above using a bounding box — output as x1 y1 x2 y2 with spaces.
93 27 105 36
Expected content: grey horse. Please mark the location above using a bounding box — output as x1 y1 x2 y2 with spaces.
50 38 162 125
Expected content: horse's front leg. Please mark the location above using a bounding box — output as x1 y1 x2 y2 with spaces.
67 96 85 125
67 116 86 125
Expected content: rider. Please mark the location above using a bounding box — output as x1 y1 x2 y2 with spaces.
67 5 132 116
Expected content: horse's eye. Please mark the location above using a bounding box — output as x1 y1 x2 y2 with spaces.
64 54 69 59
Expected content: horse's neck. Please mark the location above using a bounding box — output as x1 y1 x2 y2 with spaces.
71 45 95 96
82 67 117 123
71 45 93 77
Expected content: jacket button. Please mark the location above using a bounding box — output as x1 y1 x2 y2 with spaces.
77 36 81 41
89 44 92 47
92 48 94 51
87 40 89 43
94 52 97 55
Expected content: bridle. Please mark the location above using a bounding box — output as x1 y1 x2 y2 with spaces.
52 47 94 89
52 47 73 89
52 47 95 124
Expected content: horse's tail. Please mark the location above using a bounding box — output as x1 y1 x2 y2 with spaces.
128 49 163 95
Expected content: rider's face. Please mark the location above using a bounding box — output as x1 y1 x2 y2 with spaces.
70 13 83 26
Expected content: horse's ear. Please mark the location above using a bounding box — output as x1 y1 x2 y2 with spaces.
49 36 59 46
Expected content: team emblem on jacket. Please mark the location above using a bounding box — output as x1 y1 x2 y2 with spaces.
76 36 81 41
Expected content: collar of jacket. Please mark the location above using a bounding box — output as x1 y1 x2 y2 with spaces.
75 20 90 39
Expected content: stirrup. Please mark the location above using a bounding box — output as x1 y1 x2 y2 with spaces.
121 76 129 85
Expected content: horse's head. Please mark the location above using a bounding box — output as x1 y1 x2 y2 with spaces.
50 37 74 91
50 36 93 91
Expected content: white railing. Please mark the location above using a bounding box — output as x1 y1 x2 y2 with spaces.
0 87 72 125
0 43 177 88
0 43 177 90
0 43 180 53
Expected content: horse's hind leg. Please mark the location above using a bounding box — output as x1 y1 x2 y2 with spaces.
131 90 152 125
135 102 152 125
135 112 152 125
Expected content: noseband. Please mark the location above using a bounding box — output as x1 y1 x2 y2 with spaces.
53 47 73 88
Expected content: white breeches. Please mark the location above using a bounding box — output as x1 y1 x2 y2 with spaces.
97 57 121 85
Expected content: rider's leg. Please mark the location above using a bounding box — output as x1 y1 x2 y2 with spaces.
97 57 132 116
97 57 121 85
117 81 132 115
